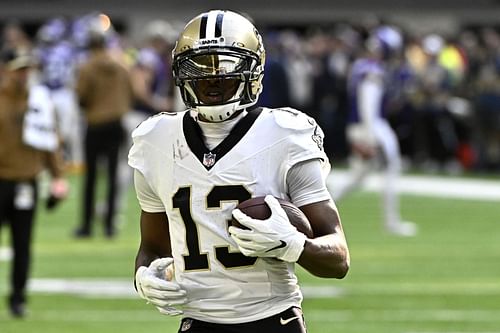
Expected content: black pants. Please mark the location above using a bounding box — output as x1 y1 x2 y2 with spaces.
178 307 307 333
81 120 124 235
0 179 38 305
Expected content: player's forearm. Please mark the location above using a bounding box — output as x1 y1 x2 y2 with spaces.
134 246 162 272
298 233 350 278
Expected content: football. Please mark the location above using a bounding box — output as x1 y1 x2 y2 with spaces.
232 196 314 238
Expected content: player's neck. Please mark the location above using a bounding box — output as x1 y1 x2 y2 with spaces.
195 110 248 150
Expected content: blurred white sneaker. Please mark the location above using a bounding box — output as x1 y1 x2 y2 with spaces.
386 221 417 237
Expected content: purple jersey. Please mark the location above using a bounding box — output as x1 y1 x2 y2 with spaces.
36 41 77 90
133 47 170 114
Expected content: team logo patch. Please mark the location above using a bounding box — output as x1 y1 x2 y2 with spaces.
203 152 216 167
196 37 225 46
181 318 193 331
311 126 324 151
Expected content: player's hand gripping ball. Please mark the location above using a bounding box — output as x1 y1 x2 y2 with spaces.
229 195 313 262
231 196 314 238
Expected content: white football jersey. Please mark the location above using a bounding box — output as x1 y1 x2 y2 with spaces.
128 107 328 323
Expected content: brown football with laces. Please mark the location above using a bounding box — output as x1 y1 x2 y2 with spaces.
231 196 314 238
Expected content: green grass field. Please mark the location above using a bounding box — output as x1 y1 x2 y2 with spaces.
1 174 499 333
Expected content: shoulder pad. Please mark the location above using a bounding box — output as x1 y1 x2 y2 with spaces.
271 107 317 131
131 111 182 139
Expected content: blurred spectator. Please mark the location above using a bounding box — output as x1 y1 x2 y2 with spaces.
308 28 342 158
129 19 177 124
1 21 32 53
411 34 461 171
5 15 500 176
281 30 313 110
114 19 179 226
74 29 133 238
257 30 291 108
472 60 500 169
385 35 419 162
0 48 68 317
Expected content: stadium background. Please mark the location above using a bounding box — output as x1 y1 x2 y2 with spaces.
0 1 500 332
4 0 500 42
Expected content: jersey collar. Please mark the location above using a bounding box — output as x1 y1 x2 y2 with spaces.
182 107 263 170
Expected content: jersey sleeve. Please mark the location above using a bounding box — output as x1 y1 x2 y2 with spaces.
269 108 332 204
286 159 334 208
127 114 164 175
273 107 329 167
127 113 176 212
133 169 165 213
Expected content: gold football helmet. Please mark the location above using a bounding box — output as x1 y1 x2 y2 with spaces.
172 10 265 122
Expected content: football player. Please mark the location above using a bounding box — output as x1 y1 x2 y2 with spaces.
129 10 349 333
35 18 83 169
333 25 417 236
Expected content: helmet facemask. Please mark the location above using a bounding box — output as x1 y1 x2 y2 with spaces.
174 47 263 122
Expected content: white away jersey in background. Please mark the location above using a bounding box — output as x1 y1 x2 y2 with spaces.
128 107 328 323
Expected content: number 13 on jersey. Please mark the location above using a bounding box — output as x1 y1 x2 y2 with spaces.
172 185 257 271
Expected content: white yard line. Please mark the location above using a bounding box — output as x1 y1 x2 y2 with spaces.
28 278 137 298
29 278 343 299
327 170 500 201
25 279 500 298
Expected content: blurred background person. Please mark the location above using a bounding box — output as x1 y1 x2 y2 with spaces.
128 19 177 126
470 28 500 170
331 25 417 237
34 17 83 172
410 33 459 171
113 19 179 226
256 30 291 109
73 23 133 239
1 21 32 54
0 47 68 317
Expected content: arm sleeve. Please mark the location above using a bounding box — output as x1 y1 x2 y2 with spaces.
44 149 65 178
286 159 335 208
133 169 165 213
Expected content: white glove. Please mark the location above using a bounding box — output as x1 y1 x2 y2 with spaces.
135 257 187 316
229 195 307 263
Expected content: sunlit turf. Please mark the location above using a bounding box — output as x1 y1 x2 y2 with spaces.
1 174 499 333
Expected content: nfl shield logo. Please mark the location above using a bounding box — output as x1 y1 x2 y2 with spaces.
203 152 216 167
181 318 193 331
